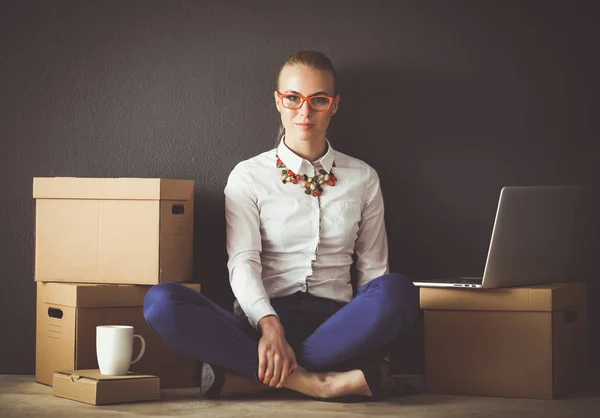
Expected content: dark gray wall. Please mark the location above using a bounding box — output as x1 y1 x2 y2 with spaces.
1 0 598 375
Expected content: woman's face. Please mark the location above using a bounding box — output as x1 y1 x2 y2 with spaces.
274 65 340 145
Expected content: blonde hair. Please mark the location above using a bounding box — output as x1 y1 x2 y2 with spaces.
275 51 337 144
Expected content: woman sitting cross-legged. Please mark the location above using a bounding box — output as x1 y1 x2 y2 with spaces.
143 50 419 402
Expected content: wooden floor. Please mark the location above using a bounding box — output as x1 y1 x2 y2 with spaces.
1 375 600 418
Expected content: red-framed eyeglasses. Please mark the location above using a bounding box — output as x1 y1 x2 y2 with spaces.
276 92 335 112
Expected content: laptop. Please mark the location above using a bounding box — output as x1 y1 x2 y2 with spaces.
413 185 583 289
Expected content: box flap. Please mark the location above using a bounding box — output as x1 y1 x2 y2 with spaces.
419 282 586 312
38 282 201 308
55 369 157 381
33 177 194 201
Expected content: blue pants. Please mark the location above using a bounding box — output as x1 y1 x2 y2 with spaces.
143 273 418 382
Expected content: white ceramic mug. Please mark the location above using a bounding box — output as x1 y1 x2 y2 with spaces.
96 325 146 376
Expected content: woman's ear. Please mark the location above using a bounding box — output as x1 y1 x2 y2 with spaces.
331 94 341 115
274 91 282 112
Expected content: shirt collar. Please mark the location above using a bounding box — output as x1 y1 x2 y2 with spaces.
276 137 335 174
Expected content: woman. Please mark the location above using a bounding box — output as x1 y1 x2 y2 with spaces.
144 51 418 402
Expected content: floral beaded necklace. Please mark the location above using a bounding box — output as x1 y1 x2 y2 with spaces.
276 154 337 197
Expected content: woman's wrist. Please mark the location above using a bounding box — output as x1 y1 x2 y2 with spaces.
258 315 284 336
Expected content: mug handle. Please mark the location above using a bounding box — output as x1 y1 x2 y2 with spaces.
131 334 146 365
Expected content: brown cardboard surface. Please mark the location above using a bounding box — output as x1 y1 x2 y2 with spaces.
552 307 589 396
424 310 554 398
33 177 194 200
36 282 200 389
421 282 588 399
159 199 194 284
420 282 586 311
38 283 164 308
53 370 159 405
33 177 194 285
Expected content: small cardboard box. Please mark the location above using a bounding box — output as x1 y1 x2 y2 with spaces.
53 370 159 405
33 177 194 285
421 282 588 399
36 282 200 389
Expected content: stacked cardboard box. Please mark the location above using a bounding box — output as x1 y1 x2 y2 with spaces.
33 177 199 389
53 370 160 405
420 283 588 399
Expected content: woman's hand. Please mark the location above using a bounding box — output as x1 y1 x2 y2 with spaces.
257 315 298 388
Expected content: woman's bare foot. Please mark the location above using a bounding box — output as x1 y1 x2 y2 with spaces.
282 367 372 399
319 369 372 398
211 367 372 400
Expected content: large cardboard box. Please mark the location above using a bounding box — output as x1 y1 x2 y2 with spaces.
33 177 194 285
36 282 200 389
421 282 588 399
53 370 159 405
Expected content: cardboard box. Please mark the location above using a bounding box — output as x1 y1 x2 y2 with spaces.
36 282 200 389
33 177 194 285
53 370 159 405
421 282 588 399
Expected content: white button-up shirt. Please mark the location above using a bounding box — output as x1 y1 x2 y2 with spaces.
225 139 389 328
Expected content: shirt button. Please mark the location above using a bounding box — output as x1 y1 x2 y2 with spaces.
301 283 307 291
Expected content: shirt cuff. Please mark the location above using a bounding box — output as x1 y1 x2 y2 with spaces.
248 299 278 329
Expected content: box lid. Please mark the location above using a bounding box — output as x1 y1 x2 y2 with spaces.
53 370 159 405
56 369 157 381
37 282 201 308
33 177 194 200
419 282 586 312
